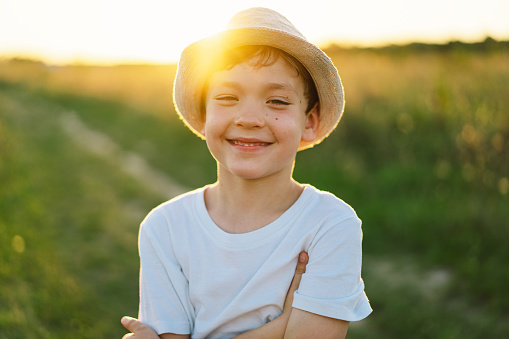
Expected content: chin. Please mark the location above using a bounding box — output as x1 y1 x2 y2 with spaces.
231 170 267 180
223 165 271 180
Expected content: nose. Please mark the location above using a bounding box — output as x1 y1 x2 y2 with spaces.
234 101 265 128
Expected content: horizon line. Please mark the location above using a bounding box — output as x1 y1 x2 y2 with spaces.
1 35 507 67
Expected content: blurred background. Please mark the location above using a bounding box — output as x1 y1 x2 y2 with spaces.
1 0 508 338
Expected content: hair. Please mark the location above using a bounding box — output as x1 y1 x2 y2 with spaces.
201 45 319 114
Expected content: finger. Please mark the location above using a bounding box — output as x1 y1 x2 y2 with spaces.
283 252 309 312
121 316 142 333
296 252 309 274
288 252 309 293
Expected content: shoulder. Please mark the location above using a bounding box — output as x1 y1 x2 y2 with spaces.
303 185 360 224
297 185 363 249
140 186 206 235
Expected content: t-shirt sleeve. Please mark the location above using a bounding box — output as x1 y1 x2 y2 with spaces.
292 216 372 321
138 210 194 335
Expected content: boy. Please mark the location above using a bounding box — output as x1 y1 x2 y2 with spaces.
122 7 371 339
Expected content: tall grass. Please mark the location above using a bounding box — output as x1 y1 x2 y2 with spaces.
1 40 508 338
295 45 509 336
0 84 163 338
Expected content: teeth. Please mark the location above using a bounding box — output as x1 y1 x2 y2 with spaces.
231 140 266 146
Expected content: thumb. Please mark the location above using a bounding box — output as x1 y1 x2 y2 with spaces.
283 251 309 313
296 252 309 274
288 252 309 294
121 316 143 333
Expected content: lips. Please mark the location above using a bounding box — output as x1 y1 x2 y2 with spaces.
227 138 273 147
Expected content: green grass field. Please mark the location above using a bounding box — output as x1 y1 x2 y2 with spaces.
1 40 508 338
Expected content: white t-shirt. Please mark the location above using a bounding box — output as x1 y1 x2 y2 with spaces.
138 184 372 338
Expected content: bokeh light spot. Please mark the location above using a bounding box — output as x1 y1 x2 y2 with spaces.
12 235 25 253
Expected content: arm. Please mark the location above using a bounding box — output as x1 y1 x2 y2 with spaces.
121 252 309 339
284 309 349 339
233 251 349 339
159 335 189 339
282 217 370 338
135 213 194 337
121 218 191 339
121 317 189 339
232 252 309 339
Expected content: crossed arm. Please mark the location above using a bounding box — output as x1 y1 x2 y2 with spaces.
122 253 349 339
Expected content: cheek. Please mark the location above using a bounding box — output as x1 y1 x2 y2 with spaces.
204 126 222 161
272 117 304 145
202 108 220 131
203 112 228 149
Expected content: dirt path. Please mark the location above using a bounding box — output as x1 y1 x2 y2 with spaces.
59 112 188 199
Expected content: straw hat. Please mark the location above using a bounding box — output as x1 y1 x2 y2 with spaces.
173 7 344 150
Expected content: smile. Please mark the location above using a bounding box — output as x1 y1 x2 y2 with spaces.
228 139 272 147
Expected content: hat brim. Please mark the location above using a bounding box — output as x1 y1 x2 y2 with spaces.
173 26 344 150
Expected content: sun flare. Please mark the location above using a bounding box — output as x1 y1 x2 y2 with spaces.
0 0 507 64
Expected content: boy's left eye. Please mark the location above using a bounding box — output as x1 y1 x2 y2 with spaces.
267 99 290 106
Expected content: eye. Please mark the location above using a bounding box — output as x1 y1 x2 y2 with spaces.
213 95 238 105
267 98 290 106
214 95 238 101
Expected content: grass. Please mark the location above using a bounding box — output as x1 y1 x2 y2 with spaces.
0 85 163 338
1 40 508 338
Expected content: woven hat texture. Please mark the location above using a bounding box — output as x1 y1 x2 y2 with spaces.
173 7 344 150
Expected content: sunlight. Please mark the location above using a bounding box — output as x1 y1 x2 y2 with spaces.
0 0 507 64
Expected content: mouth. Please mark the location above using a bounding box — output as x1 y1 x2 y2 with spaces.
228 139 273 147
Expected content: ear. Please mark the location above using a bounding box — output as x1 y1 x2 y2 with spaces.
301 103 319 143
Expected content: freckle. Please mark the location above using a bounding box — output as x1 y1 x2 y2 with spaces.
275 118 279 120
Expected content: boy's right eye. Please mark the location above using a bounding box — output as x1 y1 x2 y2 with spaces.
214 95 238 102
213 95 239 106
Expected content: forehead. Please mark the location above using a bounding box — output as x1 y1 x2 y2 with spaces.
207 57 305 94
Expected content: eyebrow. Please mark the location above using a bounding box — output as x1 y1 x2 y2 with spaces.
211 81 297 93
265 82 295 92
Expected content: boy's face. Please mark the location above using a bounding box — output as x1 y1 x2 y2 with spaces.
202 57 319 181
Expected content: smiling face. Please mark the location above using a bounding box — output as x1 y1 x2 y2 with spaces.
203 57 319 182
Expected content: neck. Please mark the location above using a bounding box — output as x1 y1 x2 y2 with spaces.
204 168 304 234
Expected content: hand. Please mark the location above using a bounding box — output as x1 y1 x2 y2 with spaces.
283 252 309 316
122 253 309 339
121 316 160 339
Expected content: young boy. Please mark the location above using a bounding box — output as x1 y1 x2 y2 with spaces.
122 7 372 339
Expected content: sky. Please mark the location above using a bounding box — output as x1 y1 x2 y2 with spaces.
0 0 507 64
